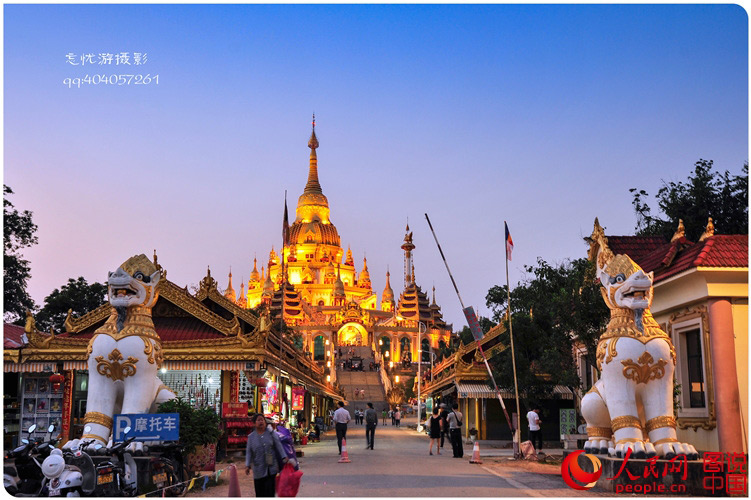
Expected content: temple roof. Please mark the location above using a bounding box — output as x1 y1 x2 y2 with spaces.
606 234 748 283
4 323 26 348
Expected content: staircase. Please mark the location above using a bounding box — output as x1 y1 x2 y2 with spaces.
336 347 389 413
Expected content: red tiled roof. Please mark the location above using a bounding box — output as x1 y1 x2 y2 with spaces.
606 234 748 283
606 236 667 262
4 323 26 348
57 316 226 342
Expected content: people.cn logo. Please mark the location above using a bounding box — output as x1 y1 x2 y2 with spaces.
561 451 603 490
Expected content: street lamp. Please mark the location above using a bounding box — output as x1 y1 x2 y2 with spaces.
416 321 426 431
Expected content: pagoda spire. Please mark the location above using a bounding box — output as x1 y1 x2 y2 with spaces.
304 113 322 195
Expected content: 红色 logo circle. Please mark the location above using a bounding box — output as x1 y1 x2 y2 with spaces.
561 450 602 490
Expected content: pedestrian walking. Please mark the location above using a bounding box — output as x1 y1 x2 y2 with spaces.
527 407 543 452
245 414 288 497
381 408 388 425
390 409 395 426
333 401 351 455
439 404 449 450
447 403 464 458
428 407 442 455
394 408 401 428
364 402 377 450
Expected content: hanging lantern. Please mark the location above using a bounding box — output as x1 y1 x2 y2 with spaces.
255 378 268 388
49 373 65 393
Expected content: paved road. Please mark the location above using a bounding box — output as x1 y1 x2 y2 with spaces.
188 416 593 497
296 420 520 497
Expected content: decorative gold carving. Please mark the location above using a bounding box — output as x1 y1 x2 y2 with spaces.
86 335 98 358
645 416 677 433
94 307 161 342
81 433 109 444
587 426 613 439
595 340 607 371
652 437 679 446
95 349 138 381
616 438 643 445
621 352 667 384
605 337 618 364
143 338 155 364
611 415 641 432
64 303 111 333
600 307 670 343
84 411 114 430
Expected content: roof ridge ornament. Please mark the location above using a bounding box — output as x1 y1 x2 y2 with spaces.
699 217 715 242
670 219 686 243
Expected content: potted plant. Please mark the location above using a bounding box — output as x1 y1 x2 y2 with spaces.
157 398 222 475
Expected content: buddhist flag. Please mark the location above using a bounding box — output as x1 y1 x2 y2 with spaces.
282 191 290 246
505 222 514 261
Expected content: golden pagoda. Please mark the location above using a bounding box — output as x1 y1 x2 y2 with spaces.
243 118 453 362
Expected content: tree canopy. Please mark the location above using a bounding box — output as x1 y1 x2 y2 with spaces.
35 277 107 333
4 185 38 324
630 159 748 240
484 258 608 400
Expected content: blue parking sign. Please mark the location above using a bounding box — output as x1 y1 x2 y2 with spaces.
113 413 180 442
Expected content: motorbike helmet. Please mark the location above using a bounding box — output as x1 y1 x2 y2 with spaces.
42 449 65 479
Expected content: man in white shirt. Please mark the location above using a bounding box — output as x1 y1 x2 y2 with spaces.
332 401 351 455
527 407 542 451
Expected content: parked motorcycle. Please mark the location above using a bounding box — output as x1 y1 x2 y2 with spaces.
40 436 96 497
93 428 137 497
4 424 57 496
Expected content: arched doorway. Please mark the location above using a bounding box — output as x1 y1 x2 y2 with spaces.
337 322 368 347
313 335 325 361
378 335 391 357
421 338 430 362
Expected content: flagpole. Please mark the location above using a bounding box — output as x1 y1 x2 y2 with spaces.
424 213 515 437
279 190 288 418
505 221 522 458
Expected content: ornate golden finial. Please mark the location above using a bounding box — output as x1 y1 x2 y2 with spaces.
699 217 715 242
153 249 160 270
671 219 686 243
308 114 319 151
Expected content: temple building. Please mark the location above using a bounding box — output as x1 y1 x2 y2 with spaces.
229 119 453 367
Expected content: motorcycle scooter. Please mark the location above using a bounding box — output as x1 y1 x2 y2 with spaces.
40 426 96 497
92 427 137 496
4 424 57 496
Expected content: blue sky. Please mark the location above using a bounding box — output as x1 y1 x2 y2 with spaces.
4 4 748 327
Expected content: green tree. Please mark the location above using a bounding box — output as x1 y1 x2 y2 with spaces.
630 159 748 240
35 277 107 333
156 398 222 457
484 258 608 399
4 185 38 324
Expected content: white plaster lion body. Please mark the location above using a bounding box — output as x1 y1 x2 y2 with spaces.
65 254 175 451
581 220 698 460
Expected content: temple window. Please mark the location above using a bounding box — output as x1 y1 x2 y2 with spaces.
673 317 709 416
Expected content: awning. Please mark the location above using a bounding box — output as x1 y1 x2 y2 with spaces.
4 362 56 373
63 361 88 370
553 385 574 400
455 382 574 400
163 361 251 371
441 386 457 397
456 383 496 399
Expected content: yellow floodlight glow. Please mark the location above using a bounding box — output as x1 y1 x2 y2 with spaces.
395 375 400 383
327 360 331 367
389 361 393 368
325 339 330 345
326 375 331 382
